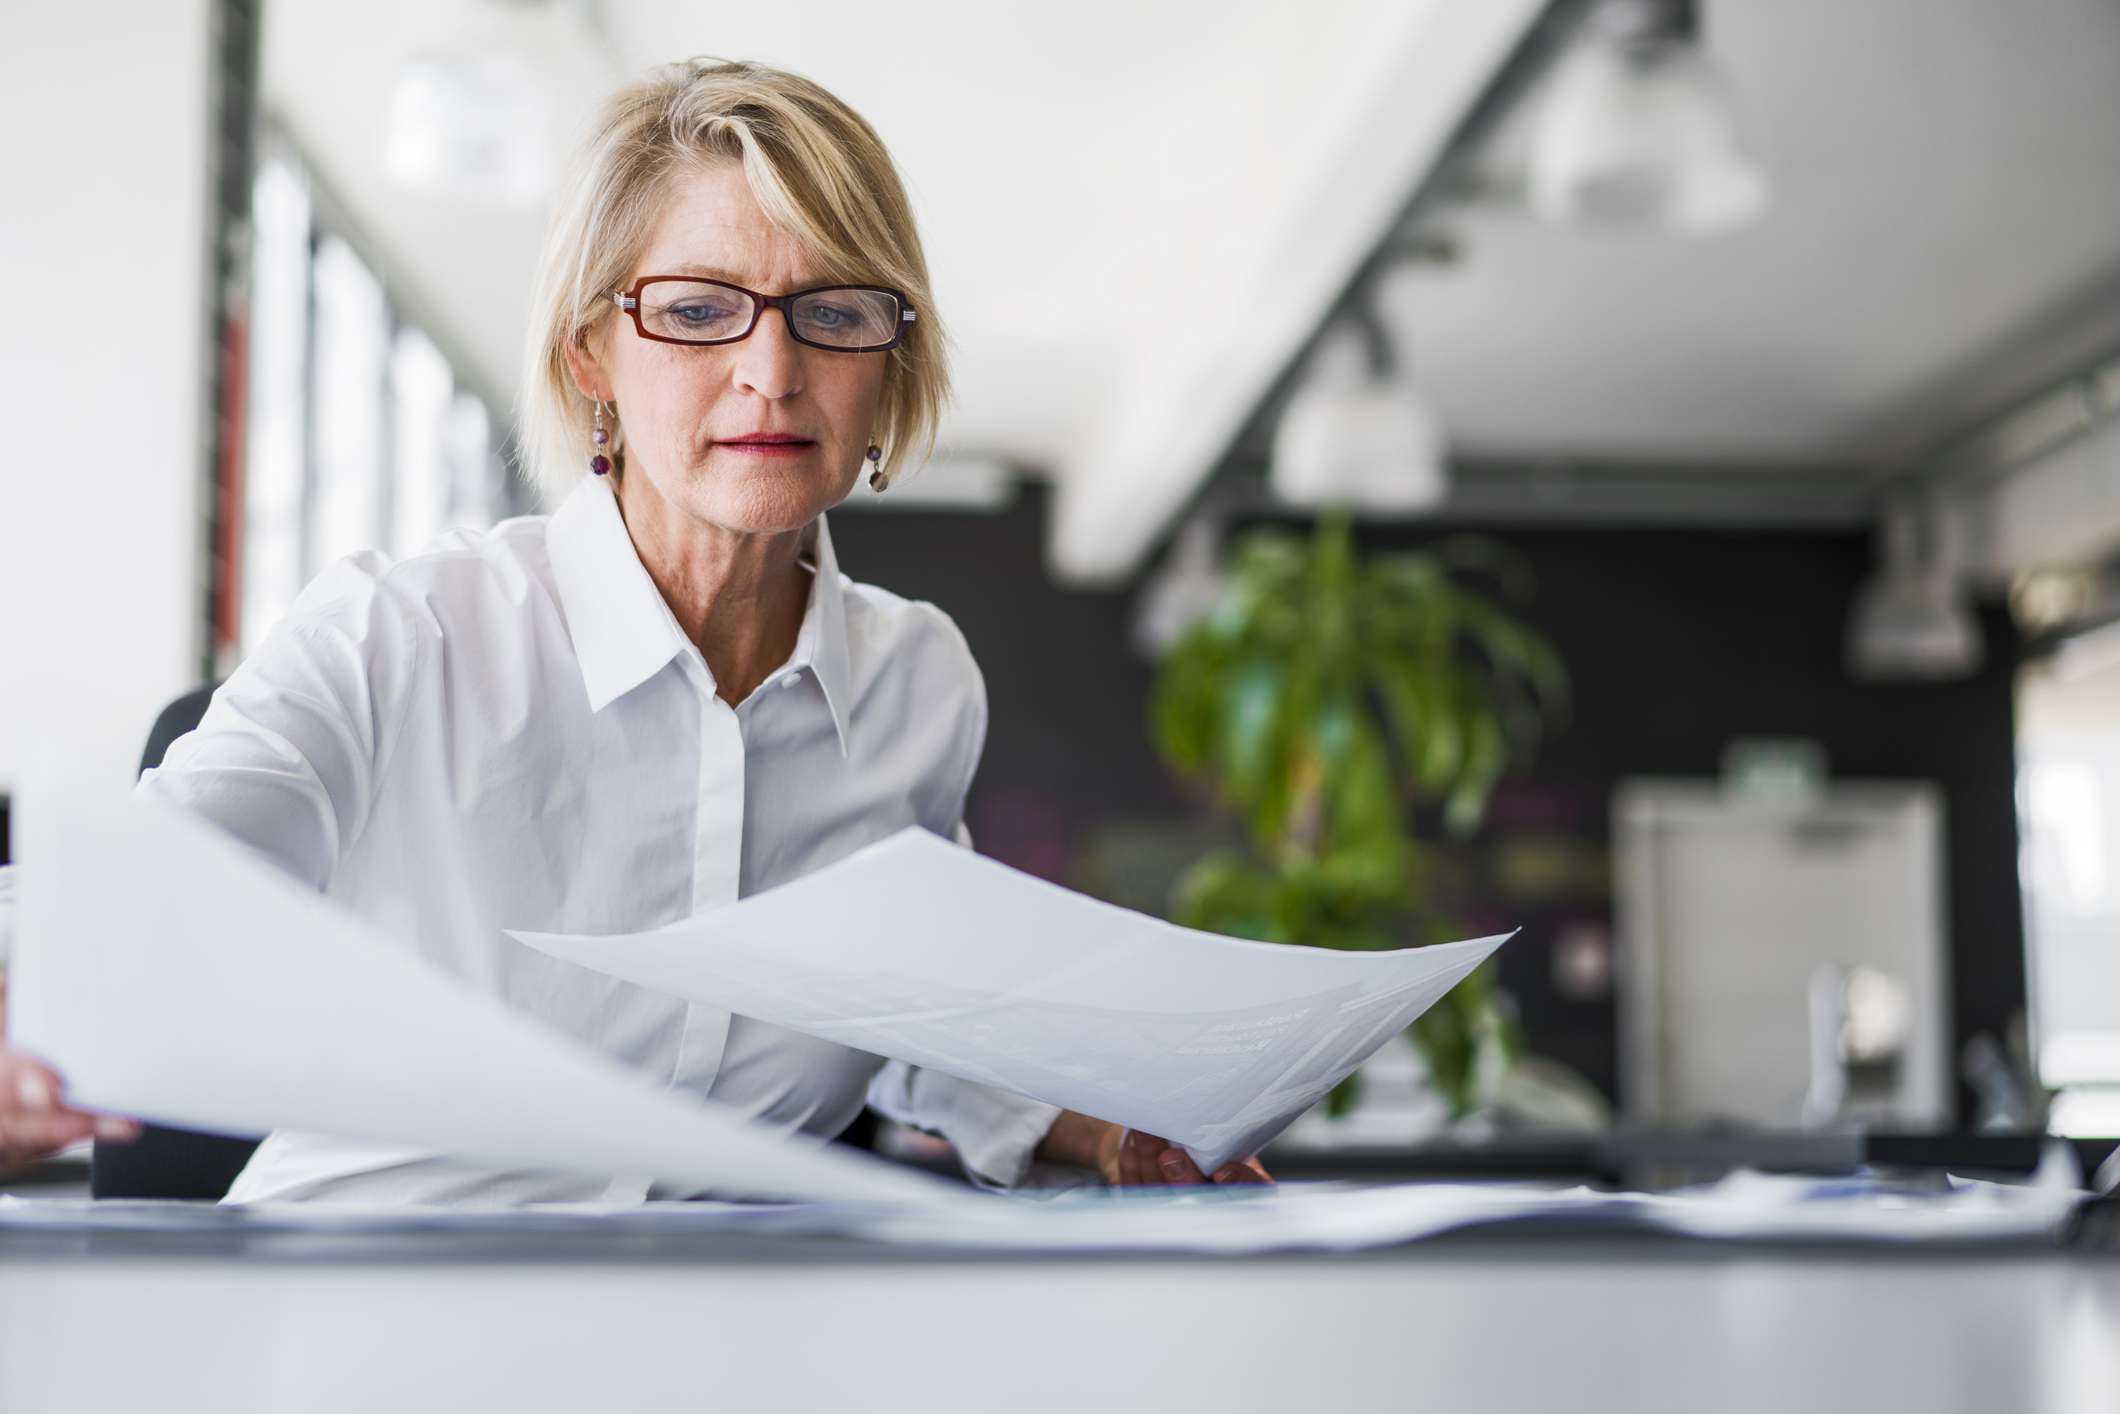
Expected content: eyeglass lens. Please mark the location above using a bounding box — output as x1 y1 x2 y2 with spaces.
636 281 901 349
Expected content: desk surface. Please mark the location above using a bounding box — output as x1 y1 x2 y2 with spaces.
5 1222 2119 1414
6 1150 2117 1414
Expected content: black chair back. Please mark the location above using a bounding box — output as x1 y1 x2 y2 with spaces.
89 684 264 1200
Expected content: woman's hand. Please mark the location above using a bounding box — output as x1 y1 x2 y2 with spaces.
0 977 140 1175
1038 1109 1272 1187
0 1049 141 1175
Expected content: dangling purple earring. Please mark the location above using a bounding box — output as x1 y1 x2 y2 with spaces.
589 399 612 476
866 442 887 492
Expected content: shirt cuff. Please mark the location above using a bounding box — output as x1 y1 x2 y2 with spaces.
866 1060 1063 1190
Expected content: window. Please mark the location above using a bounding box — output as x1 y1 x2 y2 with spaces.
232 142 525 664
2018 624 2120 1136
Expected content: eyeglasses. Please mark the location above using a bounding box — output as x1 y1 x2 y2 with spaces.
610 275 915 353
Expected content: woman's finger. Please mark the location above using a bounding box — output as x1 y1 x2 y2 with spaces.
4 1052 63 1112
1158 1147 1207 1185
1113 1128 1157 1186
1212 1157 1274 1185
1 1051 142 1148
1121 1135 1153 1184
1119 1136 1153 1187
1110 1128 1136 1185
0 1110 98 1171
1141 1132 1188 1187
5 1111 98 1150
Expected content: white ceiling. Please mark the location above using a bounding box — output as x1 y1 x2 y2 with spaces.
1401 0 2120 471
261 0 2120 583
259 0 1541 581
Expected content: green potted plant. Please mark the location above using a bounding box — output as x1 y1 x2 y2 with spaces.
1149 509 1568 1119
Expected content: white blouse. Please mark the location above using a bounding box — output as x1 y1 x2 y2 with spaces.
0 472 1061 1203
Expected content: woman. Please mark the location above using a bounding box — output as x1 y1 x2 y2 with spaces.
0 58 1268 1198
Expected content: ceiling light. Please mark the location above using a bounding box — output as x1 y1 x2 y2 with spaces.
1528 0 1768 234
1269 305 1449 513
384 5 556 206
1847 499 1984 681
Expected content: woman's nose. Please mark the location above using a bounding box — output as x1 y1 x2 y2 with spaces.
731 306 804 399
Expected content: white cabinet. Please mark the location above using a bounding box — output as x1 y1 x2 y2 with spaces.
1614 781 1951 1128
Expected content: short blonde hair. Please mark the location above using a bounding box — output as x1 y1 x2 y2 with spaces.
517 57 951 500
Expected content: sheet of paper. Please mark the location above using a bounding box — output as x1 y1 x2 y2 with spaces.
512 828 1513 1174
1619 1167 2082 1244
6 781 957 1207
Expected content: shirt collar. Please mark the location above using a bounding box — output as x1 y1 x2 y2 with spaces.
546 474 853 757
798 512 854 759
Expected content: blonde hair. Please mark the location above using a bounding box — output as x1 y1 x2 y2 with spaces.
517 57 951 500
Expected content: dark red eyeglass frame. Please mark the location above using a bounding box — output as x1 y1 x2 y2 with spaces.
610 275 916 352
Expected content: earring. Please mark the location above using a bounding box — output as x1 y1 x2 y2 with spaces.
866 443 888 492
589 400 612 476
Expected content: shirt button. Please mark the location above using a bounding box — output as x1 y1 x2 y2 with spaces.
781 671 803 689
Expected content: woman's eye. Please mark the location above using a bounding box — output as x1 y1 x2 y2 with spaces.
808 304 850 325
669 303 732 324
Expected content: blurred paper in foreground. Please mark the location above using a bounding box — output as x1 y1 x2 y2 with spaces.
7 784 953 1207
513 829 1513 1174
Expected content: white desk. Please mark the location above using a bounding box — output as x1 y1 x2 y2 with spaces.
4 1229 2118 1414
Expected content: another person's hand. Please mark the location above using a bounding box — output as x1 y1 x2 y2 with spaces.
0 976 141 1175
1039 1109 1272 1187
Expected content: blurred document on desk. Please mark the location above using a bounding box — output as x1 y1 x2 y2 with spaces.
6 783 952 1207
512 829 1512 1174
1 1175 2077 1253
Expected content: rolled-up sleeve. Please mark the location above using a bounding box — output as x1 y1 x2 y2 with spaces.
865 1059 1062 1190
136 554 425 894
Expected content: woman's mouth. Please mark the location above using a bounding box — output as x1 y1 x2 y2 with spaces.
716 437 815 458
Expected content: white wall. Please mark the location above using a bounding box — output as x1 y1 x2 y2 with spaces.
0 0 213 795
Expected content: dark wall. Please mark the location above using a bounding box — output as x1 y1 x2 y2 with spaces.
832 488 2028 1118
829 492 1190 883
1349 518 2025 1110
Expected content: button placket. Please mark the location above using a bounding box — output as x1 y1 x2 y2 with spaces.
599 666 744 1207
670 666 742 1096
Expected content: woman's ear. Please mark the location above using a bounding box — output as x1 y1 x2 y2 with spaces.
559 329 611 403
